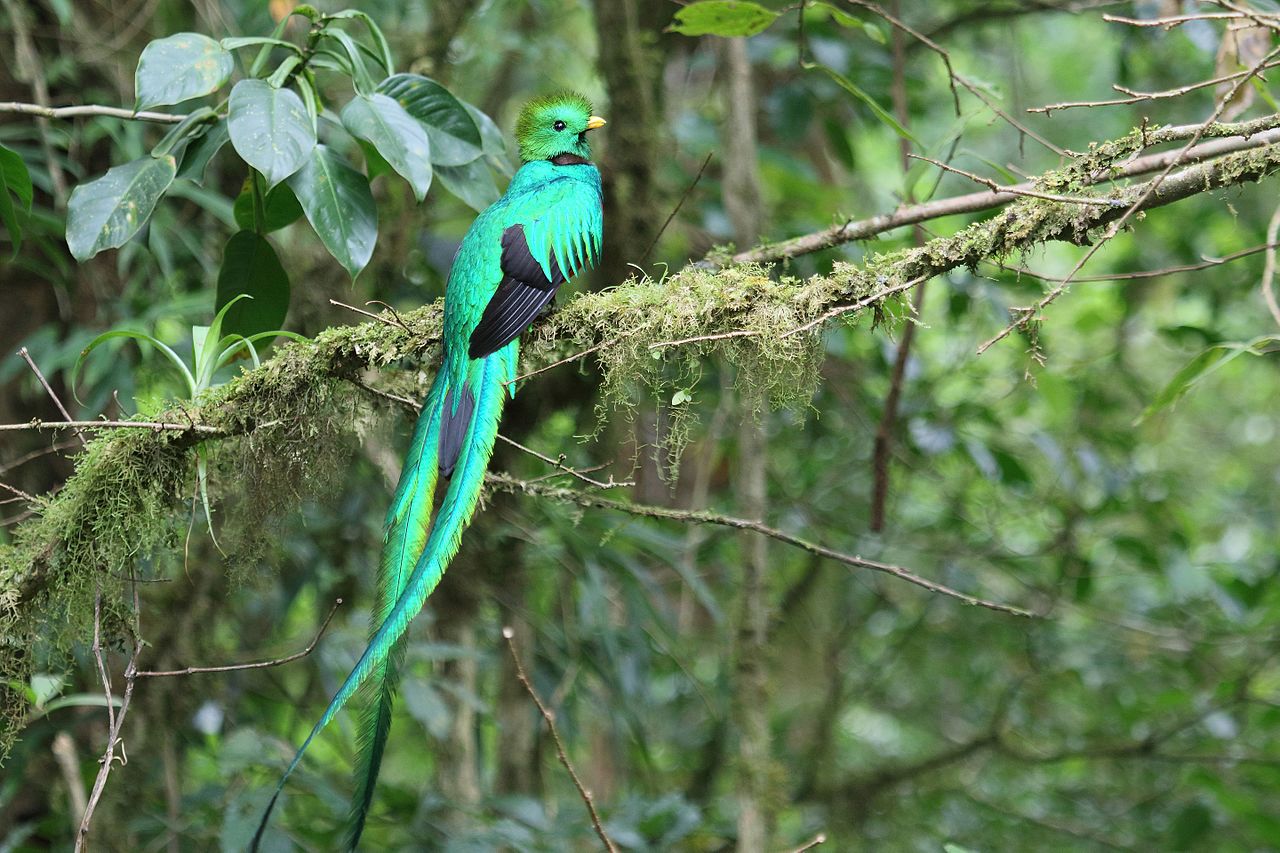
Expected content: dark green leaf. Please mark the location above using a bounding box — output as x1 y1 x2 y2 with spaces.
232 181 303 233
666 1 780 37
66 155 177 261
436 158 497 212
215 231 291 339
0 144 33 258
175 119 230 184
286 145 377 279
134 32 233 110
341 93 432 201
228 79 316 187
376 74 482 166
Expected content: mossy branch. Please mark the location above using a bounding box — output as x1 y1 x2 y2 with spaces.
4 121 1280 752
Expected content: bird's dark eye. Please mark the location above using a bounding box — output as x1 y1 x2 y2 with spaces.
553 120 567 131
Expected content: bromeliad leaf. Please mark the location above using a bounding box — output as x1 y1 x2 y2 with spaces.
135 33 234 110
66 155 177 261
216 231 291 339
228 79 316 187
341 93 432 201
666 1 780 37
286 145 377 279
0 144 33 258
377 74 482 167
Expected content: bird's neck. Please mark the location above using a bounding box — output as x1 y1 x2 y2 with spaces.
551 153 591 166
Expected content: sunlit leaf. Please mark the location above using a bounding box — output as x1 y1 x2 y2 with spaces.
66 154 177 261
134 32 233 110
666 1 780 37
228 79 316 187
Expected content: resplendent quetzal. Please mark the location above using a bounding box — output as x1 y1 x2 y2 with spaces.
252 92 605 850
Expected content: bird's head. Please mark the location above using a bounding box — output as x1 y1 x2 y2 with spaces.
514 92 606 164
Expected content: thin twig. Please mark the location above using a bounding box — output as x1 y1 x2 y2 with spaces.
489 474 1035 617
786 833 829 853
511 336 619 384
495 434 631 490
1103 11 1250 28
1261 204 1280 328
847 0 1066 155
1003 241 1280 283
501 626 618 853
18 347 88 448
780 276 929 339
0 419 226 434
648 329 760 350
0 100 187 123
908 154 1124 207
329 299 408 330
1030 59 1280 113
78 586 143 851
0 438 79 476
640 151 714 263
977 41 1280 354
0 481 38 503
728 120 1280 266
136 599 343 677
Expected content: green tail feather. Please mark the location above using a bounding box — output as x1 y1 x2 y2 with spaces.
345 377 446 850
252 344 517 852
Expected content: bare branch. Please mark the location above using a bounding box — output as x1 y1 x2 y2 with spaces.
501 626 618 853
978 43 1280 354
0 419 228 434
77 586 143 851
0 100 187 123
136 599 343 678
489 473 1035 617
909 154 1123 207
18 347 88 448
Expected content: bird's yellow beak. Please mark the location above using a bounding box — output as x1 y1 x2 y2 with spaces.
586 115 607 131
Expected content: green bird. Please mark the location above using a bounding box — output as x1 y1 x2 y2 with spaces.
252 92 605 850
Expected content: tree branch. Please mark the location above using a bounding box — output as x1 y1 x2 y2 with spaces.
0 101 187 123
488 473 1034 617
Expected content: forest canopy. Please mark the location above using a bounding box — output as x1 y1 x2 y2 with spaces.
1 1 1279 850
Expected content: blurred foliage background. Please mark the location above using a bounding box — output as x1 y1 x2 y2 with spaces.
2 0 1280 850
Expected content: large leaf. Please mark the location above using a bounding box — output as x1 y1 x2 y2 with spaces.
232 180 303 233
341 93 432 201
666 1 780 37
436 158 498 212
134 32 234 110
215 231 291 339
286 145 377 279
0 144 33 258
228 79 316 187
376 74 481 167
66 155 177 261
